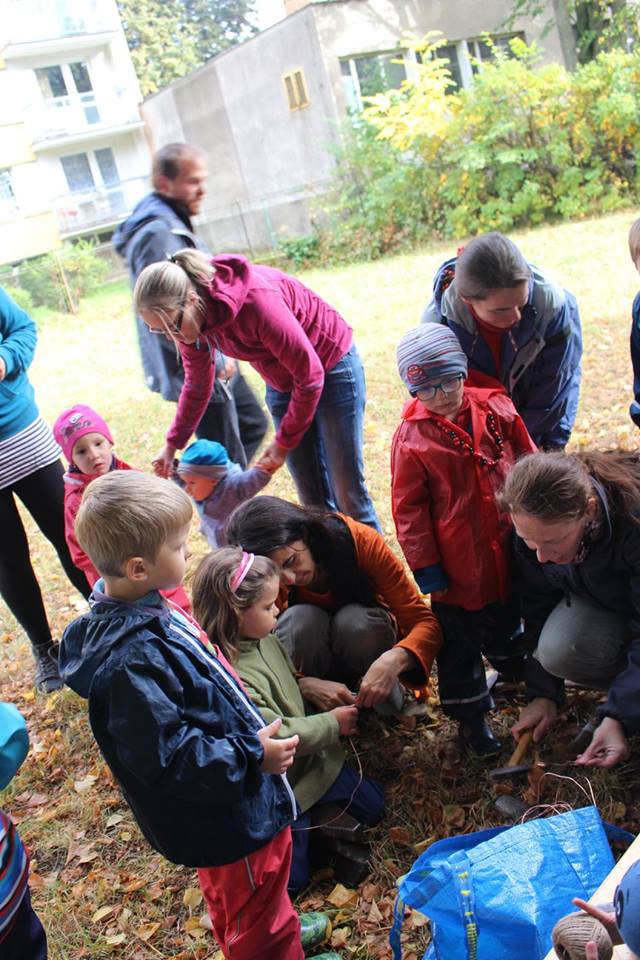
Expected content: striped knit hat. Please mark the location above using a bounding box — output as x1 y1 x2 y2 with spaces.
177 439 229 479
397 324 468 393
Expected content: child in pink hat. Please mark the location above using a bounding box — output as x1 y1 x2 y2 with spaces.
53 404 192 614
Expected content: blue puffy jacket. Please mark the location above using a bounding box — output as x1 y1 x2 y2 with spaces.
421 257 582 449
60 590 297 867
0 287 38 441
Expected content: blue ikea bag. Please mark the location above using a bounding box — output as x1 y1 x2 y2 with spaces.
389 807 622 960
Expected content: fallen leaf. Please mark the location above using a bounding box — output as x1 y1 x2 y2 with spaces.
367 899 383 923
327 883 358 908
199 912 213 931
74 775 98 795
413 836 434 855
26 793 48 807
388 826 413 846
330 926 350 948
92 906 116 923
409 909 429 929
105 814 124 828
105 933 126 946
135 921 160 942
183 887 203 910
443 805 466 829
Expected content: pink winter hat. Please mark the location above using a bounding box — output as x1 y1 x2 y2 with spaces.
53 404 113 464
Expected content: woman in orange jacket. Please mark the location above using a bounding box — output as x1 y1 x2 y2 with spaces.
227 495 442 717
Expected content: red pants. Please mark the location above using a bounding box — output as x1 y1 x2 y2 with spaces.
197 827 303 960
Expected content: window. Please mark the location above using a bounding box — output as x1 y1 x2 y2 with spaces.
61 153 95 193
35 61 99 124
95 148 119 187
340 51 407 112
35 65 67 99
469 32 525 73
282 69 309 111
0 169 17 217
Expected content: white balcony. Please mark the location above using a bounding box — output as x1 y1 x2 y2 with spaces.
54 175 150 237
30 91 142 148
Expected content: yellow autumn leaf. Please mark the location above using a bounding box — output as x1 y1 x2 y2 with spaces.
183 887 203 909
326 883 358 908
135 921 160 942
92 905 116 923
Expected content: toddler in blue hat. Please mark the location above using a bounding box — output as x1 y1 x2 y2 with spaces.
176 439 273 548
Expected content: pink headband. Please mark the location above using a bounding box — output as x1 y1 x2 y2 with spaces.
231 552 255 592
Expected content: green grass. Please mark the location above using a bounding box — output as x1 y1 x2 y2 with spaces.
2 210 640 959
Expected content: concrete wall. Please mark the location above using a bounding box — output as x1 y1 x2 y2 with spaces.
141 0 568 253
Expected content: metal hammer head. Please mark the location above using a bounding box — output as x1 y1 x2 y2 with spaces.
489 762 532 781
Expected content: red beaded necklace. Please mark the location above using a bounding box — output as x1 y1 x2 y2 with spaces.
431 412 504 468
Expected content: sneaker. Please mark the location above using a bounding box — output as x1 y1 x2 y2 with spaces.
458 718 502 757
299 911 331 950
33 644 63 694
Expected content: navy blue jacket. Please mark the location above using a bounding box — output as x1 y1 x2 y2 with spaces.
60 591 296 867
630 291 640 427
421 257 582 449
113 193 210 402
514 485 640 732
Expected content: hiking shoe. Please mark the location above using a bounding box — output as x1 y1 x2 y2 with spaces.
33 644 63 694
459 718 502 757
299 911 331 950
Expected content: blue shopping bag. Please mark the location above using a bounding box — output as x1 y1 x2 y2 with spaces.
390 806 626 960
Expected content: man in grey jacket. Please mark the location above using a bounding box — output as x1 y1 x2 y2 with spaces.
113 142 266 466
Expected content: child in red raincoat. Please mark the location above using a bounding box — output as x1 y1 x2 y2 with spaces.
391 325 536 755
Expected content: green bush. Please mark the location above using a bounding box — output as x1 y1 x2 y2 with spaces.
323 39 640 258
3 285 34 313
19 240 110 312
279 234 321 270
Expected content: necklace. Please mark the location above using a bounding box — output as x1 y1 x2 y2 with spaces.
432 412 504 468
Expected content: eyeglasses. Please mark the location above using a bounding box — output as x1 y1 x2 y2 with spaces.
148 302 186 337
415 374 463 401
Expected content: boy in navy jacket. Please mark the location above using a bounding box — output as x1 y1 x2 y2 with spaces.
59 471 304 960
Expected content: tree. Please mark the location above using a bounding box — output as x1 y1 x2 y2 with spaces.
117 0 258 97
503 0 640 66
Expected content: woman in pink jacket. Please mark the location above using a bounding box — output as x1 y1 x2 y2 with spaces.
133 250 379 528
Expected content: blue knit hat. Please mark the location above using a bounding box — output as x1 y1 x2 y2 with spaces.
615 859 640 956
397 324 468 394
177 439 229 479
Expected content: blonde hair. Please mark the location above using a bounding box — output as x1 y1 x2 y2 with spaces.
75 471 192 577
629 217 640 263
192 547 279 661
132 250 214 338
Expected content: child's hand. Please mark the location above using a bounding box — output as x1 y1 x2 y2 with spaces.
331 705 359 736
258 718 299 774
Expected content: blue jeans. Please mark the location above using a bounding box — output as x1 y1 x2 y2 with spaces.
289 763 384 892
265 345 380 530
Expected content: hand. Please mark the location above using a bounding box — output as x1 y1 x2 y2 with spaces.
152 444 176 478
357 647 416 709
255 440 288 475
330 705 359 737
298 677 356 710
221 358 237 380
572 898 622 945
0 356 5 382
511 697 557 743
575 717 629 768
258 718 299 774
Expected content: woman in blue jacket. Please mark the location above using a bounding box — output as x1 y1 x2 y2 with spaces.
421 232 582 450
0 288 89 693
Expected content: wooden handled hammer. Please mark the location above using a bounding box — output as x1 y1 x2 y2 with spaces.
489 730 535 781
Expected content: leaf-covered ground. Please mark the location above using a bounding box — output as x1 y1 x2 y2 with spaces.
2 211 640 959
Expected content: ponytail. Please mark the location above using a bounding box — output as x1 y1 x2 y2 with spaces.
132 248 214 318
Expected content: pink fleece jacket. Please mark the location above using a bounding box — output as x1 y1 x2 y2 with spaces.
166 256 353 451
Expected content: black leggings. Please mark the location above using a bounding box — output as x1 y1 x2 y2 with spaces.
0 460 90 650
